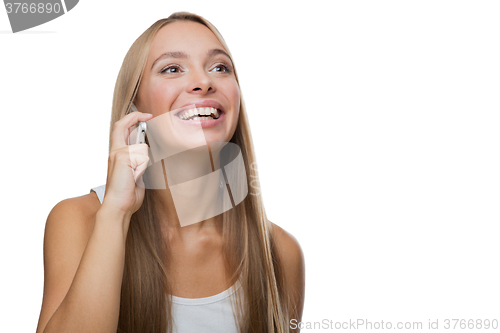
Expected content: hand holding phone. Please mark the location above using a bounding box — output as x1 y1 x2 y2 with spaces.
100 103 153 223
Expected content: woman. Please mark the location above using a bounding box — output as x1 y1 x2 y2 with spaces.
36 12 305 333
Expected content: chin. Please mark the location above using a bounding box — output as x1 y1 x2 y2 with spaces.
202 132 230 144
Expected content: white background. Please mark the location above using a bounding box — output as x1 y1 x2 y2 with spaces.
1 1 499 332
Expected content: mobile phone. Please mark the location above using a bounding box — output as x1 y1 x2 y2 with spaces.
129 102 147 145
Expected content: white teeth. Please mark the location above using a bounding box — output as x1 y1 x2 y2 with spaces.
178 107 221 120
192 116 212 121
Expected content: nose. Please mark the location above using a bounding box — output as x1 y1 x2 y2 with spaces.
186 69 215 94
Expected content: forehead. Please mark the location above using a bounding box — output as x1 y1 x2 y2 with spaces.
148 21 223 59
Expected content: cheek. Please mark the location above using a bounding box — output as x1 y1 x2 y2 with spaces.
224 81 240 113
149 82 182 114
232 87 241 122
227 83 241 135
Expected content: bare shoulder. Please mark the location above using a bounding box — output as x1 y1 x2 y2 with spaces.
36 192 101 333
269 221 305 286
43 191 102 259
44 190 102 277
269 221 305 326
269 221 305 266
55 191 102 216
45 192 101 235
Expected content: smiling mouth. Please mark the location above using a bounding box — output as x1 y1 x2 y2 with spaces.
176 107 222 120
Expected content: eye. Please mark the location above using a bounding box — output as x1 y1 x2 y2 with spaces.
160 65 182 74
211 63 231 73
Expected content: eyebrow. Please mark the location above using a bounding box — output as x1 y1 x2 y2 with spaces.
151 48 232 70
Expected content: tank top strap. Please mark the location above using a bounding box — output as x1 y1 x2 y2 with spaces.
90 184 106 204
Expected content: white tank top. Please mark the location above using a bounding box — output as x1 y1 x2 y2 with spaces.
90 185 242 333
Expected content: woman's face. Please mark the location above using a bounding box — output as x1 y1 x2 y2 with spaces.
136 21 240 147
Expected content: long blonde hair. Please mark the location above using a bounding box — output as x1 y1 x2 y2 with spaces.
109 12 289 333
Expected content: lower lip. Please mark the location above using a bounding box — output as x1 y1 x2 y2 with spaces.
173 111 226 128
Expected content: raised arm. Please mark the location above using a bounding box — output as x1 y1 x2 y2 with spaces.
36 196 130 333
36 111 153 333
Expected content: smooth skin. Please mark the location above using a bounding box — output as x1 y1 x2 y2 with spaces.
36 21 305 333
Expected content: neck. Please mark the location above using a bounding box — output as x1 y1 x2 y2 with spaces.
152 143 225 235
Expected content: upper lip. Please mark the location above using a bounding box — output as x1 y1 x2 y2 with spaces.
176 100 225 116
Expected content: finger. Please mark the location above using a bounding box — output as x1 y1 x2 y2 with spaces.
110 112 153 151
126 151 149 170
133 156 149 183
126 143 149 155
